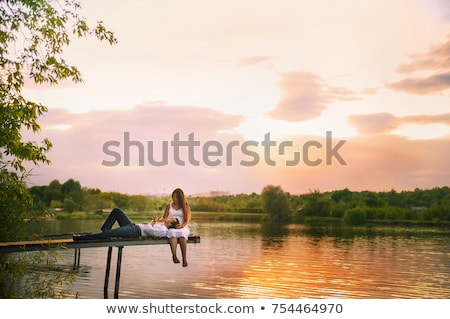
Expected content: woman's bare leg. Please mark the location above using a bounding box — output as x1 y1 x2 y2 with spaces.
179 237 188 267
169 237 180 263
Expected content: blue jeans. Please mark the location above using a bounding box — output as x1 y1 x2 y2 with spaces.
77 208 141 240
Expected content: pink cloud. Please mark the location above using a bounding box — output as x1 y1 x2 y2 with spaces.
348 112 450 134
348 113 400 134
270 134 450 194
402 113 450 125
387 73 450 95
38 103 245 137
339 135 450 191
239 56 274 67
387 37 450 94
396 38 450 73
267 71 361 122
23 104 247 192
359 87 378 95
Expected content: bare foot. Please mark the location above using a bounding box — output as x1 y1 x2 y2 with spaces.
172 255 180 263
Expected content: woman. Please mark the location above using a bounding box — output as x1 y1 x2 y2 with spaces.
161 188 191 267
72 208 179 241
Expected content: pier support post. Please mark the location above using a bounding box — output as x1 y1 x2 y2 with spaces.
104 247 113 298
104 246 124 299
114 246 124 299
73 248 81 270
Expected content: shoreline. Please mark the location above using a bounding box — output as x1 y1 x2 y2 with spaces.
40 211 450 228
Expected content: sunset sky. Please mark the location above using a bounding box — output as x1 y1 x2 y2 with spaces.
23 0 450 196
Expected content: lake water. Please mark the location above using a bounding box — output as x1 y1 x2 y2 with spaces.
33 219 450 298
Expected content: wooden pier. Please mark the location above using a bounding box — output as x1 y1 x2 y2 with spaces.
0 235 200 298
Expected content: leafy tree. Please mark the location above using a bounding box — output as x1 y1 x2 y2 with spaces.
82 192 114 211
149 197 167 212
302 190 332 216
244 192 262 211
261 184 290 222
361 191 386 208
108 192 130 209
43 179 62 206
1 0 116 234
1 0 116 171
128 195 151 212
380 189 401 206
331 188 353 203
61 178 83 206
0 169 33 240
63 197 78 213
0 0 116 298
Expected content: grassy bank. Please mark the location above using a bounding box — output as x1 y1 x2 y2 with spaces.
365 219 450 227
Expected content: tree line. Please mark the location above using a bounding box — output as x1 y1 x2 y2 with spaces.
29 178 167 214
29 179 450 224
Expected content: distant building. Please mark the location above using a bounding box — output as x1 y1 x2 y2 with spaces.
143 193 170 199
190 191 231 197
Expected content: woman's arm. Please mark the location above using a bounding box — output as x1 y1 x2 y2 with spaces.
185 203 191 224
178 203 191 228
160 204 170 221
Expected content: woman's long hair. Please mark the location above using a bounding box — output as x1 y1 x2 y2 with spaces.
172 188 190 223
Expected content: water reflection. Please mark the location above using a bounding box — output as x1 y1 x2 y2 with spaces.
235 223 450 299
26 220 450 299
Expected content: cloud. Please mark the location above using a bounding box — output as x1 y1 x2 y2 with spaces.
253 133 450 194
396 39 450 73
348 112 450 134
267 71 361 121
339 134 450 191
37 103 245 136
387 73 450 94
22 104 247 189
359 87 379 95
402 113 450 125
387 37 450 94
239 56 274 67
348 113 400 134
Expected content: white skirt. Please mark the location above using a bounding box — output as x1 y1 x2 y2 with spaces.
167 226 189 239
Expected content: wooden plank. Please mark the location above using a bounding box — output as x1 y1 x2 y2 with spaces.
0 236 201 253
